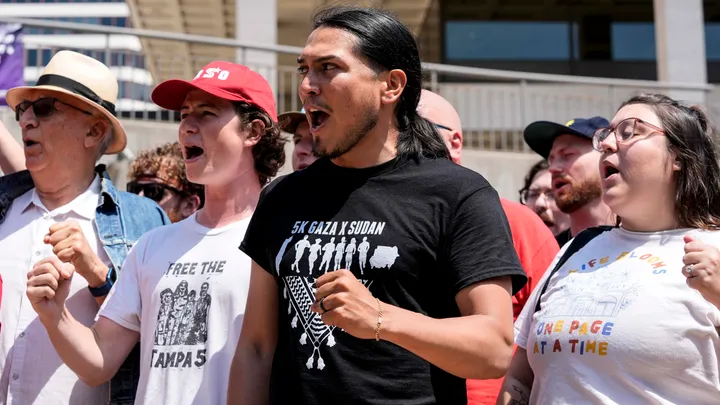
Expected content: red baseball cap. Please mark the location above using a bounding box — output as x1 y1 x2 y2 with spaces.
151 61 277 121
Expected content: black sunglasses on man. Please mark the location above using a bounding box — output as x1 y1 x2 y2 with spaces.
14 97 93 121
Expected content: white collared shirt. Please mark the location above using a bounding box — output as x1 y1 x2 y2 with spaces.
0 175 111 405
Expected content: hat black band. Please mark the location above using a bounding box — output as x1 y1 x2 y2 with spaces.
36 74 116 117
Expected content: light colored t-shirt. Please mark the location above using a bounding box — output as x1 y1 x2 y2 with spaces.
515 227 720 405
99 212 251 405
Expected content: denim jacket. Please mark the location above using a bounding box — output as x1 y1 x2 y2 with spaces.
0 164 170 405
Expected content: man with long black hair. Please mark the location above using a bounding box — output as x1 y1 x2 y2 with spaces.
228 6 527 405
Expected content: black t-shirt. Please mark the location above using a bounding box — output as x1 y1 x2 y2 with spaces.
555 228 572 247
240 156 527 405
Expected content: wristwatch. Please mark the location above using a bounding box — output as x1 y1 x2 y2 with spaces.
88 266 116 297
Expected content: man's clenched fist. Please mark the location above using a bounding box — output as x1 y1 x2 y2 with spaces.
44 220 107 288
27 256 74 322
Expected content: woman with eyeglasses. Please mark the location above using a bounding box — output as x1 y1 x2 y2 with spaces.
498 93 720 405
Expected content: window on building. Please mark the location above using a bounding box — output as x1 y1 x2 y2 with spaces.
611 22 656 61
116 80 151 100
705 23 720 61
445 21 578 61
440 0 657 79
445 20 660 63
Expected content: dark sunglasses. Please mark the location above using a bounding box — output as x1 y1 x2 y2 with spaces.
14 97 93 122
127 181 186 203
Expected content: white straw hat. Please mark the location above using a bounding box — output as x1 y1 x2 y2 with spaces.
5 50 127 154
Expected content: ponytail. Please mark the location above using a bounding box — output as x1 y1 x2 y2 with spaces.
396 98 450 160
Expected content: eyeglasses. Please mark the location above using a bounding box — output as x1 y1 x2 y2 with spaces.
521 188 555 204
14 97 93 122
126 181 186 203
431 121 453 132
592 117 665 152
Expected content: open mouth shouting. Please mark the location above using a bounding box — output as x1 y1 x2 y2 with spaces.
22 136 41 152
552 176 571 194
306 106 330 134
601 161 620 182
23 139 39 148
183 144 205 163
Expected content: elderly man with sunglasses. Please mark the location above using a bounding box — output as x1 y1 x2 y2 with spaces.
0 51 169 405
127 142 203 223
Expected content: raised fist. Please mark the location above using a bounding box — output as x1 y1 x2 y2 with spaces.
26 256 74 322
45 220 106 287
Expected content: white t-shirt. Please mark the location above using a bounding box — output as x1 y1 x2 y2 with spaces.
98 212 251 405
515 227 720 405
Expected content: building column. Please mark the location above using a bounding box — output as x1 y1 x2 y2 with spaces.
653 0 707 103
236 0 277 95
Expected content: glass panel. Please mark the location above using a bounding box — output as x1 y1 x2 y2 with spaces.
610 22 656 61
705 23 720 61
445 21 574 61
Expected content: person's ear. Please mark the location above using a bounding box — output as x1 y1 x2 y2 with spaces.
245 119 266 147
379 69 407 106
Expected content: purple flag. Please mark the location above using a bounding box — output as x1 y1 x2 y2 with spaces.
0 24 24 107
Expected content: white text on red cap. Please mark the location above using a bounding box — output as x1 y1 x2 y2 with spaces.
195 67 230 81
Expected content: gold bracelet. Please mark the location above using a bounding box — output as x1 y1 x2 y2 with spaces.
374 298 383 342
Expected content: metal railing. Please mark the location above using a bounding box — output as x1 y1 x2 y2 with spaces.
0 16 715 153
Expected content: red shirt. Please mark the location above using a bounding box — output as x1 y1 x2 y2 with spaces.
466 198 560 405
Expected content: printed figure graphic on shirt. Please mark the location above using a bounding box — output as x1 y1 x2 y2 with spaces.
167 281 190 344
308 239 322 273
320 237 336 273
293 235 311 273
189 282 211 344
334 237 346 270
153 280 212 347
147 258 227 372
155 288 174 345
279 220 395 370
175 290 197 344
277 236 294 275
358 237 370 274
345 238 357 269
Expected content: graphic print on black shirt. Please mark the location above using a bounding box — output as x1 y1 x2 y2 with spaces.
150 261 224 369
241 157 528 405
276 220 397 369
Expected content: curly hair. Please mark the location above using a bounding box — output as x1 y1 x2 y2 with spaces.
128 142 204 200
232 102 286 186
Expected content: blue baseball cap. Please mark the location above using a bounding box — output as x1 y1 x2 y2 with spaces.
278 108 307 133
523 116 610 159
